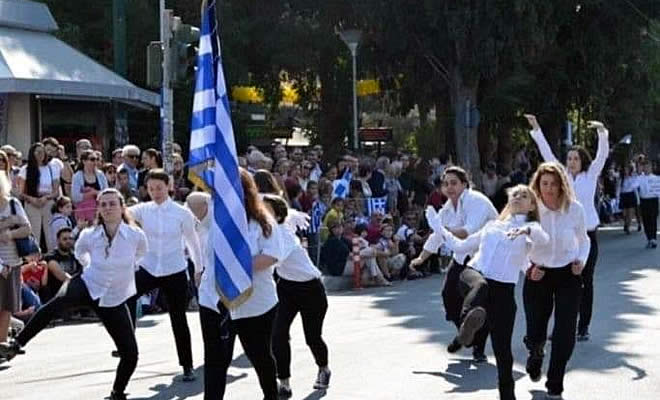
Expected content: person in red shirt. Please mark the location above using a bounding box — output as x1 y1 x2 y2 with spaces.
427 176 446 210
21 255 48 299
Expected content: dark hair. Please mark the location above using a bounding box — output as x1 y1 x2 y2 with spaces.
94 188 134 226
145 168 170 185
240 168 272 237
56 227 73 239
143 148 163 168
262 194 288 224
117 168 129 176
253 169 283 195
25 142 46 197
286 183 302 201
80 149 95 162
442 166 470 188
51 196 72 214
567 145 592 173
42 137 59 149
354 223 368 235
103 163 117 173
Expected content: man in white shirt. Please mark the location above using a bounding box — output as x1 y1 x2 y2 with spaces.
126 169 204 382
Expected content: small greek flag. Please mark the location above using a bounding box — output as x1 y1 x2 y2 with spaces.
309 201 326 234
332 167 352 199
188 0 252 308
366 196 388 216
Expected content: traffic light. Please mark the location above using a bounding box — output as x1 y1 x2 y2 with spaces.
171 16 200 84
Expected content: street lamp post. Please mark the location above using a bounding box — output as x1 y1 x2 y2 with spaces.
339 29 362 151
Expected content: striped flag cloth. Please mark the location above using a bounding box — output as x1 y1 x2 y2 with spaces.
188 0 253 308
366 196 388 216
309 200 327 234
332 167 352 199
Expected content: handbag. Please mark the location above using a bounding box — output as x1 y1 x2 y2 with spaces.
9 198 41 257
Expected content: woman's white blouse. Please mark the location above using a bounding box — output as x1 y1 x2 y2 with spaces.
276 225 322 282
422 189 498 264
528 201 591 268
638 174 659 199
620 175 640 194
530 127 609 230
440 215 549 284
198 219 283 319
75 223 148 307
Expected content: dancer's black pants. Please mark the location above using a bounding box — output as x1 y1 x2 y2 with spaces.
523 264 581 395
127 267 192 369
640 197 658 241
272 277 329 379
17 276 138 394
486 279 516 400
200 304 278 400
577 229 598 335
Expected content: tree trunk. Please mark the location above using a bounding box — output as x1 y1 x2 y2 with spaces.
434 92 450 157
450 69 481 187
318 47 346 163
496 122 513 173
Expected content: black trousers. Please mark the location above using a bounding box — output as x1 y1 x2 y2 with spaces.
523 265 581 395
578 229 598 335
272 277 329 379
199 304 278 400
640 197 658 241
444 263 488 354
126 267 192 369
17 276 138 394
486 279 517 400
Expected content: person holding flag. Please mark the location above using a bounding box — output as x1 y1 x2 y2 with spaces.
188 3 284 399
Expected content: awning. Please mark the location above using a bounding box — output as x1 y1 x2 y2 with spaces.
0 26 160 107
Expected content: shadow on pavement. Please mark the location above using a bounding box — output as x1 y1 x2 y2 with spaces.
300 389 327 400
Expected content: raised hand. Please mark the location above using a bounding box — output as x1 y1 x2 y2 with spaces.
587 120 605 130
524 114 541 131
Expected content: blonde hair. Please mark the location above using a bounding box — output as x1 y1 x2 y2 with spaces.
0 171 10 197
529 162 575 212
498 184 540 222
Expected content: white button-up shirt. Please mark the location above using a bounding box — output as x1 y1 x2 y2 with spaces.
530 127 609 230
198 219 283 319
638 174 659 199
439 215 549 284
620 175 640 194
129 198 203 277
423 189 498 264
529 201 591 268
276 225 322 282
75 223 148 307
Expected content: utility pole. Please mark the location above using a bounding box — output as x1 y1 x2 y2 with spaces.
112 0 128 148
160 3 174 174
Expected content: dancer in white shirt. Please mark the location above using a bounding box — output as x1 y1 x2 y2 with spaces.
636 160 659 248
523 162 590 399
126 169 204 381
426 185 549 400
261 194 331 398
410 166 498 362
1 189 148 400
525 115 607 342
198 169 283 400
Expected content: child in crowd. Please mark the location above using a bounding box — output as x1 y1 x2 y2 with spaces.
355 223 391 287
375 223 406 280
49 196 83 246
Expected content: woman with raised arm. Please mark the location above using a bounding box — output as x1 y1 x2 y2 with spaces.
523 162 590 399
525 114 608 342
426 184 549 400
1 188 148 400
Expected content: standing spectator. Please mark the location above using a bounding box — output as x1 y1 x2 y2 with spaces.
138 148 162 201
172 153 191 201
94 151 104 171
103 163 118 187
17 143 60 252
368 156 389 198
307 150 323 182
112 148 124 168
384 162 403 216
0 150 9 175
118 145 141 194
116 169 136 200
0 145 21 196
0 171 32 348
300 181 318 213
42 137 68 195
427 176 446 210
299 161 313 191
75 139 93 163
71 150 109 224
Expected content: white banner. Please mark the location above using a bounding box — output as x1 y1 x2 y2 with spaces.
0 93 7 144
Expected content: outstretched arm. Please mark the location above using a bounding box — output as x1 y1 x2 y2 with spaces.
525 114 558 163
586 121 610 178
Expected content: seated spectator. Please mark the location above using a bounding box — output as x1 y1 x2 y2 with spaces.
395 211 425 261
354 223 390 287
49 196 83 247
42 227 81 303
375 223 406 280
20 254 48 304
321 197 344 242
319 221 351 276
15 283 41 322
365 210 384 244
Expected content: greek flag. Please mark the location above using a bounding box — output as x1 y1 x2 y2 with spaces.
309 201 326 234
332 167 352 199
366 196 388 216
188 0 252 308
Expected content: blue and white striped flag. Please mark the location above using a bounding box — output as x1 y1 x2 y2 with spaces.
188 0 253 308
366 196 388 216
309 200 326 234
332 167 352 199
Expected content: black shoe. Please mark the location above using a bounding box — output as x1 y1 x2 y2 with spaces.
109 391 127 400
313 368 331 389
278 382 293 398
472 352 487 363
576 332 590 342
447 338 462 353
182 367 196 382
111 350 120 358
637 224 642 232
0 340 21 361
457 307 486 347
525 340 545 382
624 226 630 234
546 391 563 399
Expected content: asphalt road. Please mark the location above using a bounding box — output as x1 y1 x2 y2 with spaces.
3 225 660 399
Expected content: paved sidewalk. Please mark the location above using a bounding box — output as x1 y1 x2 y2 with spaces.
3 226 660 399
